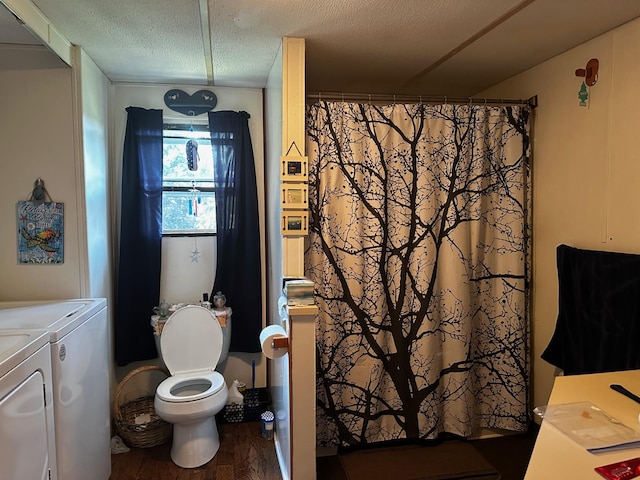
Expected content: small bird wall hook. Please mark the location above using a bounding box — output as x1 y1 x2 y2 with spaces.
30 178 47 206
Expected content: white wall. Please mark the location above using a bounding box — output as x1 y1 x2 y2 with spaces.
75 46 111 300
265 42 290 479
110 83 267 388
280 38 317 480
73 45 114 396
265 38 317 480
0 48 81 300
481 17 640 410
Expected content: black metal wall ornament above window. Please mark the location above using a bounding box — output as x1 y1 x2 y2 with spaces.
163 89 217 116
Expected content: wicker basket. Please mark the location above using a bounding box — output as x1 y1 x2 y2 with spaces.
114 365 172 448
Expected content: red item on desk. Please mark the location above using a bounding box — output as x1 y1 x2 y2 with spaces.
595 457 640 479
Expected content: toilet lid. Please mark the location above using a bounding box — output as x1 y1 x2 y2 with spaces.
160 305 223 375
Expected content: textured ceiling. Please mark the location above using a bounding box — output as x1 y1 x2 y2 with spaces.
2 0 640 96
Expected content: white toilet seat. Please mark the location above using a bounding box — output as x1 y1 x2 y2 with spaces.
156 371 225 403
160 306 223 375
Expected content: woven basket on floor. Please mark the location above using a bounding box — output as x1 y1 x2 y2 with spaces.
114 365 172 448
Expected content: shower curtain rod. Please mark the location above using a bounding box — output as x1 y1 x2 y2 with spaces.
306 92 538 109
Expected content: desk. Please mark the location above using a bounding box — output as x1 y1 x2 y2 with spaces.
525 369 640 479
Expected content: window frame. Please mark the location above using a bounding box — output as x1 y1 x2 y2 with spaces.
161 122 217 237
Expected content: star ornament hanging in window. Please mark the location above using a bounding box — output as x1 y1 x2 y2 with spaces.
190 247 201 263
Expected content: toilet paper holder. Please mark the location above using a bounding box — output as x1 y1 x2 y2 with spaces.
272 336 289 350
260 324 289 359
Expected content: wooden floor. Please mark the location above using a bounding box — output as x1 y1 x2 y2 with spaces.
111 421 537 480
316 425 539 480
110 421 282 480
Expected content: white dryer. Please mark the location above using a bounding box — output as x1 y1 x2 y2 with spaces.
0 329 57 480
0 298 110 480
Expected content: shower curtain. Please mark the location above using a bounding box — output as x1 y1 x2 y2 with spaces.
306 101 532 447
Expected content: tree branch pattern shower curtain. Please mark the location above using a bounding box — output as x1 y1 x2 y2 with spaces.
306 101 532 447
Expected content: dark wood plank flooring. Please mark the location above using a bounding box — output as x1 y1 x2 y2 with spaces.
110 421 282 480
470 425 539 480
111 421 537 480
317 424 539 480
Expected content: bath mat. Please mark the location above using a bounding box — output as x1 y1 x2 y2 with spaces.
339 441 501 480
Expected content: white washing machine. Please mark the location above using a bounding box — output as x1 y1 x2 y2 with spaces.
0 298 110 480
0 329 57 480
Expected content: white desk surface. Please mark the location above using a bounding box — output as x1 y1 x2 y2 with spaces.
525 369 640 479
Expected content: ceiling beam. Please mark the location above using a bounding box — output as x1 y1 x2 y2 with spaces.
401 0 536 91
199 0 214 85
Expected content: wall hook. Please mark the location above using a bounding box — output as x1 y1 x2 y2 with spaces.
28 178 50 206
575 58 599 86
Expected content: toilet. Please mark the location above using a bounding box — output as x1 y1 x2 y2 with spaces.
154 305 230 468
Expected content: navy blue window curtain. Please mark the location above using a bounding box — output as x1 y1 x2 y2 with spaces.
115 107 163 366
208 111 262 352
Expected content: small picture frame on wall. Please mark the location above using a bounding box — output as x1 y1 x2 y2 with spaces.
281 211 308 236
16 201 64 264
281 183 308 210
280 156 308 182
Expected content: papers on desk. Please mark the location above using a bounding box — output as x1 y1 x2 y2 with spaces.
534 401 640 454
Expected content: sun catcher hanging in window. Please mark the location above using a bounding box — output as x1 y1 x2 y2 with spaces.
162 124 216 234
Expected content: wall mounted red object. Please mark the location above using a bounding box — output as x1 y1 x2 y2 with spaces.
575 58 599 86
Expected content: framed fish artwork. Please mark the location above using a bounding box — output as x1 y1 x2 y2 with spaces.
16 201 64 264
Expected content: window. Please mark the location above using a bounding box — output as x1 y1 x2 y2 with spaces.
162 124 216 234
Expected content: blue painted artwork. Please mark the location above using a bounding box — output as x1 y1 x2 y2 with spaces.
16 201 64 264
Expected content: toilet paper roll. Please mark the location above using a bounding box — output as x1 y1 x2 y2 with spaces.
260 324 288 359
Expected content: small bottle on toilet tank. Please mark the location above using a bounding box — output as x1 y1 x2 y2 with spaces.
201 292 211 309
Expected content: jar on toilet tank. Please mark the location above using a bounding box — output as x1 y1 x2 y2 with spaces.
212 291 231 327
